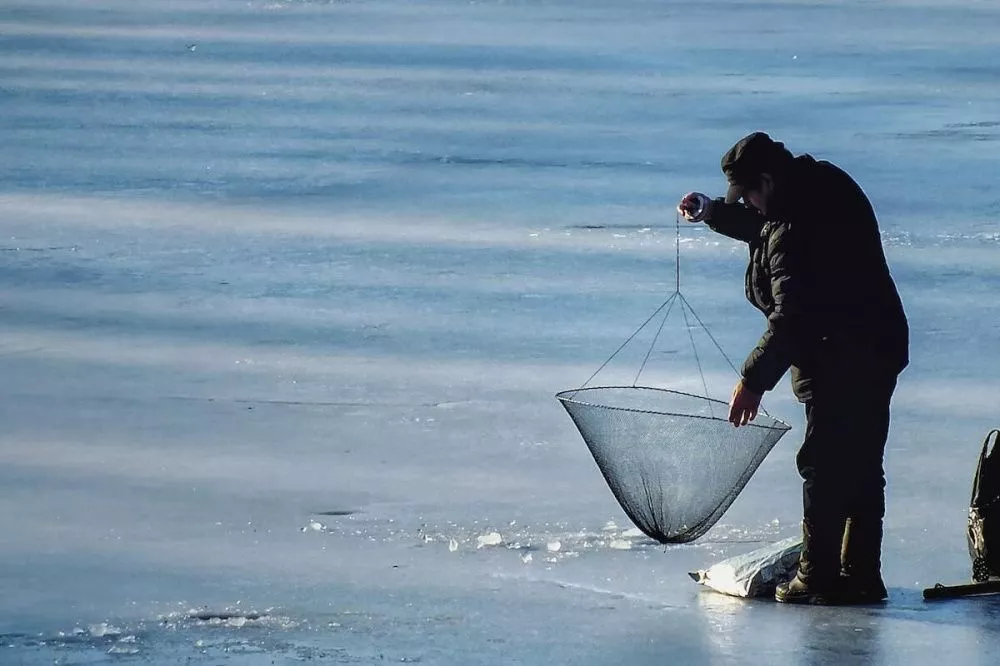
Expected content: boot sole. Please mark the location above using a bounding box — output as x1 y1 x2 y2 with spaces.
775 592 831 605
775 592 887 606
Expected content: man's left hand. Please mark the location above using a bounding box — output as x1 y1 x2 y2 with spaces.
728 380 762 427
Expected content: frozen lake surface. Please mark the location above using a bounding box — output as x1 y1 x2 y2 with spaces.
3 0 1000 662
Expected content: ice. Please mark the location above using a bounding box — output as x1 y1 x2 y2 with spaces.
3 0 1000 664
88 623 122 638
476 532 503 548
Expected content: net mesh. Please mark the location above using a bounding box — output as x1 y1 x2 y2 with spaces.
556 386 790 544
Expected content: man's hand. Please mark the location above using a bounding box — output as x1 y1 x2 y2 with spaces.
728 379 762 427
677 192 711 222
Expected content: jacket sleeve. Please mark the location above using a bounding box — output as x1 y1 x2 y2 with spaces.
740 222 809 394
704 199 766 243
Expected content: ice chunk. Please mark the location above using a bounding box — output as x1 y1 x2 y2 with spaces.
301 520 326 533
88 623 122 638
476 532 502 548
448 538 459 552
546 541 562 552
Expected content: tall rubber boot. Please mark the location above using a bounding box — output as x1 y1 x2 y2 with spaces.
775 519 845 604
840 516 888 603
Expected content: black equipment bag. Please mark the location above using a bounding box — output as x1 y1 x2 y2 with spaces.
968 429 1000 582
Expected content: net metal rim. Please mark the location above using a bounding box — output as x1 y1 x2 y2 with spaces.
555 385 791 433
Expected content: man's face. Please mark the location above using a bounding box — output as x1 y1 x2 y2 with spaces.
744 187 768 215
742 173 774 216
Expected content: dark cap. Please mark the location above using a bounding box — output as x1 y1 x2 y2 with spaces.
721 132 792 204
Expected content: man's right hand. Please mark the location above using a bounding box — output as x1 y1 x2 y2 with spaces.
677 192 711 222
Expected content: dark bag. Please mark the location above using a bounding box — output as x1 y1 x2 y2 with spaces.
968 429 1000 582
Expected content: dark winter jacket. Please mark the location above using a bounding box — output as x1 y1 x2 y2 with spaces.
705 155 909 402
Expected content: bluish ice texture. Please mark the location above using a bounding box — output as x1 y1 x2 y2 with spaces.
2 1 1000 663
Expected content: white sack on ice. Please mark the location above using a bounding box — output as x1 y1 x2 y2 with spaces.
689 536 803 598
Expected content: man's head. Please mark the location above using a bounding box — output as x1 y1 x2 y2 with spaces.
721 132 794 215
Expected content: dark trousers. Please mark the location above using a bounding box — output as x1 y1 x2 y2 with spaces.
795 374 898 579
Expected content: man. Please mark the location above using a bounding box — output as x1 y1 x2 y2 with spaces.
677 132 909 604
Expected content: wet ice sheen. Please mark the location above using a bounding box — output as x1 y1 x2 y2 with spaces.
3 0 1000 663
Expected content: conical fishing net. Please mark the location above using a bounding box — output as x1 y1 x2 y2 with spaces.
556 386 790 543
555 214 791 544
556 386 788 543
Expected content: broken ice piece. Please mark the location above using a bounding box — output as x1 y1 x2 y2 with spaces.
88 623 122 638
301 521 325 533
608 539 631 550
476 532 503 548
448 538 459 552
546 541 562 552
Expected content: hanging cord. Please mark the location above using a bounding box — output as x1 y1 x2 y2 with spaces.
675 209 682 292
573 292 679 395
573 210 768 415
678 292 740 376
680 296 713 417
675 212 712 411
632 294 679 387
678 291 775 418
632 213 705 394
575 213 698 395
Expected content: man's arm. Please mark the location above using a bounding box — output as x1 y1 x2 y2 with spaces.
704 199 766 243
739 221 810 394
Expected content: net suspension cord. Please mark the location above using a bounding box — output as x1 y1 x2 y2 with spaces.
574 211 772 416
572 292 679 396
680 296 713 417
632 292 677 387
675 205 682 293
